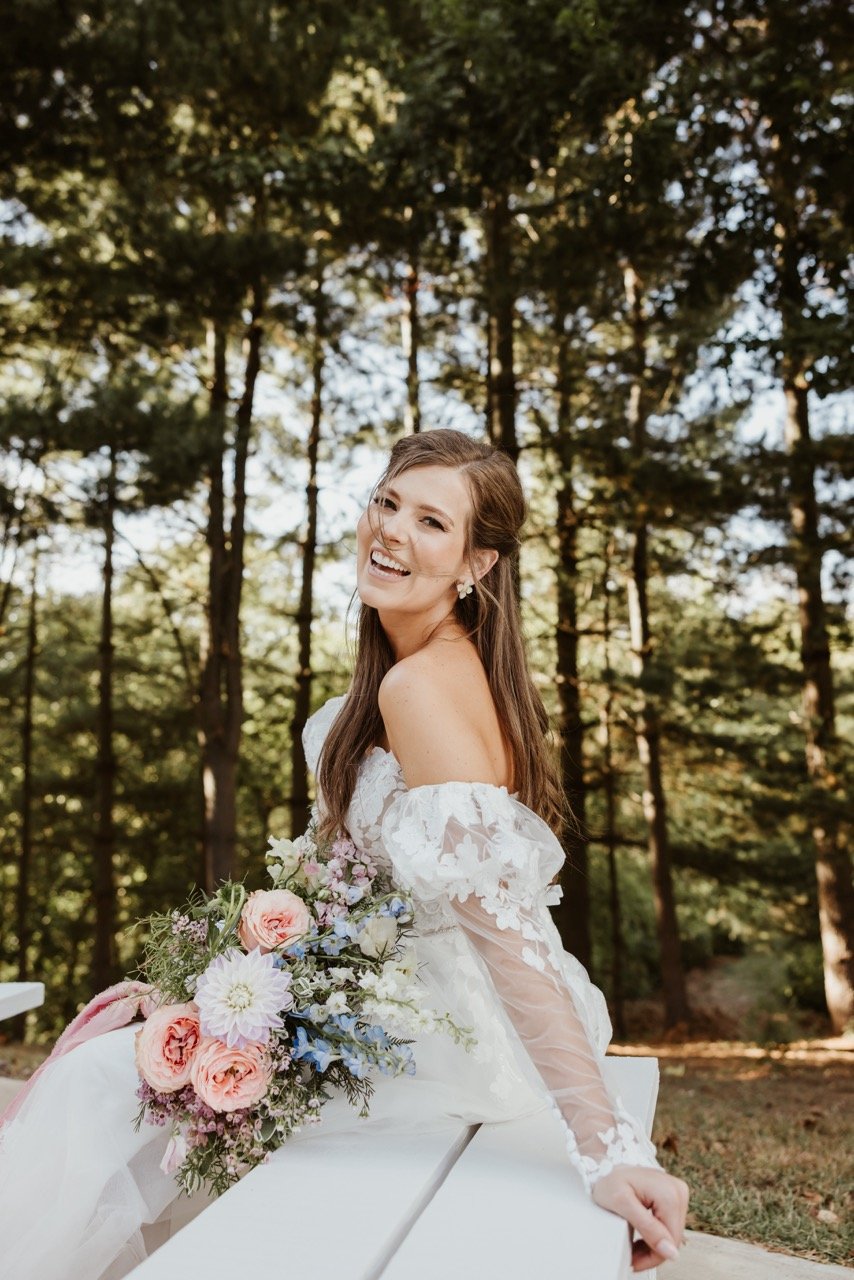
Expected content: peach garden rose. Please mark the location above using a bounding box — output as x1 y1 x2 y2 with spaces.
190 1037 272 1113
134 1002 201 1093
238 888 312 953
127 826 463 1199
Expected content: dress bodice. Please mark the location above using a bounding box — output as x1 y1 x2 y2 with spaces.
301 693 563 939
301 692 661 1192
301 692 406 856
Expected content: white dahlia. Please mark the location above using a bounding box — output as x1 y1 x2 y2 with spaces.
194 946 294 1049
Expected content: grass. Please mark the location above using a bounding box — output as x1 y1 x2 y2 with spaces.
614 1038 854 1268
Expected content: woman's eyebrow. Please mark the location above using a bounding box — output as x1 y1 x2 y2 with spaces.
385 487 454 527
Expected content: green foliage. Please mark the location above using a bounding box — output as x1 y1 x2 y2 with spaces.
0 0 850 1045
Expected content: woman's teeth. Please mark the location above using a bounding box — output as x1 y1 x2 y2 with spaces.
371 550 410 576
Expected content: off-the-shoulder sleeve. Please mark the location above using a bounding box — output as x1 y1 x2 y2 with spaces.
381 783 661 1193
302 694 347 777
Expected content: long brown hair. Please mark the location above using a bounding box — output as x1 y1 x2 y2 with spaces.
317 430 564 838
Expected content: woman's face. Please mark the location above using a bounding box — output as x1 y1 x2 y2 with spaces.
356 464 480 615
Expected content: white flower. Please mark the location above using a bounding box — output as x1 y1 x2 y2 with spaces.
373 973 402 999
357 916 398 959
194 946 294 1048
325 991 350 1015
267 835 302 882
394 946 418 981
328 966 356 985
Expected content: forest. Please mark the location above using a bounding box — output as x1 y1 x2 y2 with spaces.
1 0 851 1043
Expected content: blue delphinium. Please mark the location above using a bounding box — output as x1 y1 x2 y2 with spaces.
323 1012 358 1036
318 934 348 957
358 1024 391 1048
378 896 409 919
341 1048 370 1079
291 1026 335 1072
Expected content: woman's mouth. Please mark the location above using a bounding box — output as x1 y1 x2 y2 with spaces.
369 549 411 580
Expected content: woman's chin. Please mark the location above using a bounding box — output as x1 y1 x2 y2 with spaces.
357 568 410 609
356 578 396 609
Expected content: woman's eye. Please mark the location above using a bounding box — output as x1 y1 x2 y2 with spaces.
423 516 445 530
372 495 396 510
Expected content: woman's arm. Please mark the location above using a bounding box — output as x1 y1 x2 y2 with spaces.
380 669 688 1272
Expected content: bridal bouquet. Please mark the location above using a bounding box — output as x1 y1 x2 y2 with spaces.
132 826 474 1196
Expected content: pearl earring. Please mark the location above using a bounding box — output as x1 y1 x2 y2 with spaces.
456 579 474 599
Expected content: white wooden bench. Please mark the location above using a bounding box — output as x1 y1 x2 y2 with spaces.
0 982 45 1022
132 1055 659 1280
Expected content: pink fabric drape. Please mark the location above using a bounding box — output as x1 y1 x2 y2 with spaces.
1 980 155 1129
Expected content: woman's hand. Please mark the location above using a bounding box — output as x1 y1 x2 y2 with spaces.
591 1166 689 1272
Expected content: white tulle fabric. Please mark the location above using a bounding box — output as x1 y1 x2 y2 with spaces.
0 693 659 1280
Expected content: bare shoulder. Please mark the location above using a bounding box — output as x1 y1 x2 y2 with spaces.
379 641 510 788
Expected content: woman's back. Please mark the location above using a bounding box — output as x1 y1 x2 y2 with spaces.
378 635 514 791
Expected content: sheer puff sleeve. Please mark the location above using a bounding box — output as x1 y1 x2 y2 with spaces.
381 782 662 1194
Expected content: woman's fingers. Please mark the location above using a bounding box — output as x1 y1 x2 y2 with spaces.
631 1236 670 1273
622 1196 681 1261
594 1168 689 1269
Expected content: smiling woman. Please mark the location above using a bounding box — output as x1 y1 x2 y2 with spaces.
0 429 688 1280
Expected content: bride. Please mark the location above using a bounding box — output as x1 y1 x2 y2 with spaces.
0 428 688 1277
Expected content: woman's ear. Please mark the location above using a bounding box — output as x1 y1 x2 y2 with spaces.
471 548 499 582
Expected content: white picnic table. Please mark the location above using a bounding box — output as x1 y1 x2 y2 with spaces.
0 982 45 1022
132 1055 659 1280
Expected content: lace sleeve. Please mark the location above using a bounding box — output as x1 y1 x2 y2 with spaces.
381 782 662 1194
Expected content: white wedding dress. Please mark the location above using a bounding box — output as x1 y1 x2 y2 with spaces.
0 694 660 1280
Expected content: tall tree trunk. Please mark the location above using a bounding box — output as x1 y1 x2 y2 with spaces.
200 320 231 888
0 513 21 632
600 540 626 1038
290 277 325 837
13 544 38 1038
780 306 854 1033
484 190 518 464
92 441 118 990
199 298 263 887
763 79 854 1029
401 252 421 435
552 311 591 971
623 261 690 1028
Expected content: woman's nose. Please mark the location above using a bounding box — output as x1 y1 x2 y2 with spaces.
381 509 405 544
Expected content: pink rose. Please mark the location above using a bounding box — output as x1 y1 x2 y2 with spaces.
190 1037 272 1113
239 888 312 953
135 1002 201 1093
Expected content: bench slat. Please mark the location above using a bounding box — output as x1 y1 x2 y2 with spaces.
131 1115 476 1278
382 1057 659 1280
0 983 45 1021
